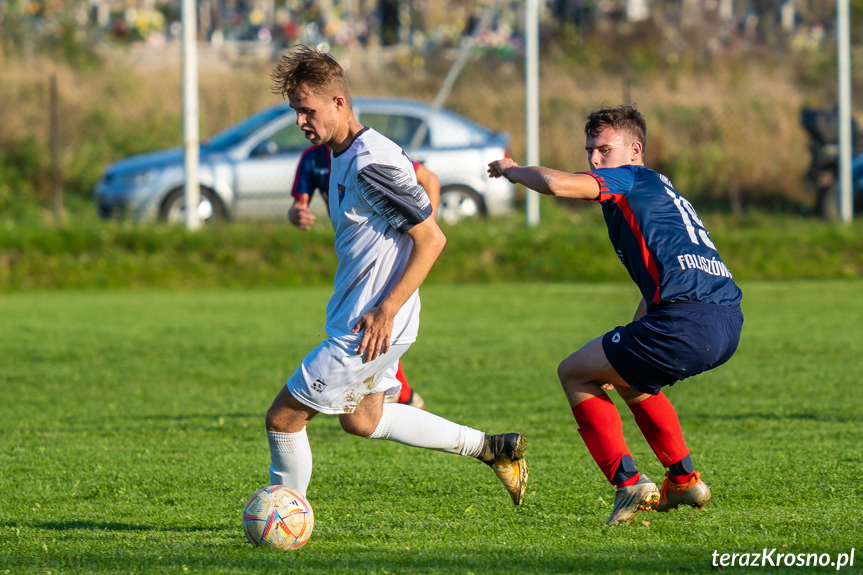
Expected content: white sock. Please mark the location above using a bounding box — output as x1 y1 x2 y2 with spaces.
366 403 486 457
267 428 313 498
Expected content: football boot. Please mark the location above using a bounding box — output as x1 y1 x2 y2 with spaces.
606 474 660 525
480 433 529 506
653 471 711 512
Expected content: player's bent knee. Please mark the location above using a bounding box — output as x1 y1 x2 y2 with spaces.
558 357 580 386
265 404 295 432
264 409 278 432
557 361 568 384
266 391 290 431
266 387 317 432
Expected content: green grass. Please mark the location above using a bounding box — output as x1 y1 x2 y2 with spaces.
1 281 862 573
3 200 863 290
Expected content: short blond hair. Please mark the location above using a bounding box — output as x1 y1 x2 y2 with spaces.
270 44 352 106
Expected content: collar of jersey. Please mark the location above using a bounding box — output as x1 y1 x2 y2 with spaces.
332 126 370 158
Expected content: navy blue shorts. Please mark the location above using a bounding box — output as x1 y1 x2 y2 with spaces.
602 301 743 395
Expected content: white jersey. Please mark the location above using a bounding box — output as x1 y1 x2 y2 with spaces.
325 127 432 345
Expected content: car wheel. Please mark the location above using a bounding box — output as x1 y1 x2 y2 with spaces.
437 186 484 225
159 187 226 224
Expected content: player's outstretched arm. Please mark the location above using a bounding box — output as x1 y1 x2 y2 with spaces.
352 217 446 361
488 158 601 200
288 194 316 230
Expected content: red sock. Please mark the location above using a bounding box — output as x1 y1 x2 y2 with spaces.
395 361 413 404
571 394 635 486
668 471 695 485
628 392 692 479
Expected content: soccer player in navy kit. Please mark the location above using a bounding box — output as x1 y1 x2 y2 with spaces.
288 143 440 409
488 104 743 525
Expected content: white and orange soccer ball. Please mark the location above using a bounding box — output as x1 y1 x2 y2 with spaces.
242 485 314 550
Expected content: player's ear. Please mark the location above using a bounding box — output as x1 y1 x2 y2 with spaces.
332 95 345 110
631 140 643 162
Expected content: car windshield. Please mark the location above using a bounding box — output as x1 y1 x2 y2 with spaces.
203 107 290 151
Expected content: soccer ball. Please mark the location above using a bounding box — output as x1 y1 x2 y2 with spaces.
242 485 314 550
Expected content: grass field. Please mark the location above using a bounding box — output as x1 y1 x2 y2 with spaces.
3 204 863 290
1 281 862 574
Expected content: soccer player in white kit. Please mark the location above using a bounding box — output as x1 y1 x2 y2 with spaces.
264 44 528 506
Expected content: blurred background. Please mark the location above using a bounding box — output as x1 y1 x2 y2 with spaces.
0 0 860 229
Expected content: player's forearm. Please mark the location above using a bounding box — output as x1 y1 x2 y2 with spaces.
378 222 446 317
501 166 553 195
504 166 599 200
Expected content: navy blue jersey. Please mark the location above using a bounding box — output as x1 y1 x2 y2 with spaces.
291 144 331 203
586 166 742 309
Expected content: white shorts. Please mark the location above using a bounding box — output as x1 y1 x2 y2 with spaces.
286 336 411 415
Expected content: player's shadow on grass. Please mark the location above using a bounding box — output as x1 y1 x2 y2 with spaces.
38 521 220 533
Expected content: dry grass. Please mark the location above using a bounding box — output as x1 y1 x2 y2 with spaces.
0 44 820 207
436 60 811 206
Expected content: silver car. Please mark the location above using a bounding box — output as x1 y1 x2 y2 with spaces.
94 97 515 225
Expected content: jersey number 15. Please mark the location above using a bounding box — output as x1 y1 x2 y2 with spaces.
666 188 716 251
